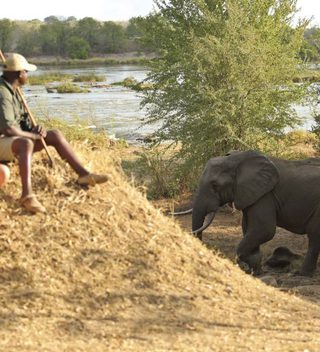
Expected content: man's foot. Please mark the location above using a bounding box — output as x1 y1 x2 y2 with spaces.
77 173 108 186
19 194 46 213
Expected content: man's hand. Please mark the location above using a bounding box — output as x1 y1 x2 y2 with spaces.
32 125 47 138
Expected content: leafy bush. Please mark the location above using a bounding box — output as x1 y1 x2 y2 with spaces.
65 36 90 59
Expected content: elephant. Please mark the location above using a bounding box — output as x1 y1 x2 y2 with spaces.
178 150 320 276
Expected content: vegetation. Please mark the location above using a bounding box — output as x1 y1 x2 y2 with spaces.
139 0 310 177
55 83 90 93
28 72 73 85
111 76 153 91
300 27 320 62
30 57 150 67
0 16 151 59
293 69 320 83
28 73 105 91
72 74 105 82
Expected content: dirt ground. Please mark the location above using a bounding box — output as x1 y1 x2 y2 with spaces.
169 203 320 304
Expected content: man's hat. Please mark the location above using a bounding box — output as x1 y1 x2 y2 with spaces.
2 53 37 72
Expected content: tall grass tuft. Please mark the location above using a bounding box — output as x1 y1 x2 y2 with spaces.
72 74 105 82
55 83 90 93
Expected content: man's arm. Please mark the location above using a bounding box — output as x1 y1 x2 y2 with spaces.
2 125 42 140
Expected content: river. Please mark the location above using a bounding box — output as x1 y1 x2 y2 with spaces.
24 65 318 144
25 65 151 143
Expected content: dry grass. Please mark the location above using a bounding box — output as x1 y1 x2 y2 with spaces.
0 142 319 351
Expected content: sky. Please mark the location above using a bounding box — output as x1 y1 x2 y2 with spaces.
0 0 319 25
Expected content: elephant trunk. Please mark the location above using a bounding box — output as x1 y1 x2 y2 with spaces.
192 191 220 240
192 211 216 237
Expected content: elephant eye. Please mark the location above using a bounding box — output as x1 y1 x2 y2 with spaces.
211 181 218 189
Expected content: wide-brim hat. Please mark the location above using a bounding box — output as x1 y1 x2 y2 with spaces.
2 53 37 72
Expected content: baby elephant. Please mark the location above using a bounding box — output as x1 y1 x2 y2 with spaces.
186 150 320 276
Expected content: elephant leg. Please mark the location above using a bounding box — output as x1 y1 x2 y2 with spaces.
236 194 276 275
299 232 320 276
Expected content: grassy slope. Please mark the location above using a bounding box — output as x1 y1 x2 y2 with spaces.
0 141 319 351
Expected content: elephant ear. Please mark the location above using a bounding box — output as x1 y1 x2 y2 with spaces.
234 151 279 210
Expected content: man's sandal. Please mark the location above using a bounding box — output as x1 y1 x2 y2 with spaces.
77 173 108 186
19 195 46 214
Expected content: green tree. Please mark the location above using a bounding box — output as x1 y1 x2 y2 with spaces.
65 36 90 59
75 17 101 52
126 17 150 52
16 29 41 56
126 17 144 39
0 19 15 51
38 20 72 56
99 21 127 53
141 0 309 171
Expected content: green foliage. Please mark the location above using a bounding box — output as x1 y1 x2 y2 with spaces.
311 112 320 153
65 36 90 59
140 0 310 173
75 17 101 52
300 27 320 62
111 76 153 91
293 69 320 83
6 16 150 59
0 19 15 51
38 20 72 56
112 76 138 87
16 29 41 56
72 74 104 82
28 72 72 85
55 83 90 93
122 145 183 199
31 57 149 67
98 22 127 53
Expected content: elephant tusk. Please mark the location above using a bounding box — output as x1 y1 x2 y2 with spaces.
169 208 193 216
192 212 215 234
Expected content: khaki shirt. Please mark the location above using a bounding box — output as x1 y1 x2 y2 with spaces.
0 76 26 132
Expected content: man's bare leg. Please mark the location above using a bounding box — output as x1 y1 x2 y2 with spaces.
11 137 46 213
34 129 108 185
11 137 33 198
33 129 88 176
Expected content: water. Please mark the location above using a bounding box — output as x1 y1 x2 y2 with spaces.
23 65 320 144
24 65 152 143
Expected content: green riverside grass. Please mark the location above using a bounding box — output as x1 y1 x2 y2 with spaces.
31 57 151 67
55 83 90 93
28 73 73 85
72 74 105 82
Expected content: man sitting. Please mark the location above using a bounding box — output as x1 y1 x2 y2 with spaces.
0 53 108 213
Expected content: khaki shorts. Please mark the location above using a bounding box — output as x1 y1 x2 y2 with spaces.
0 136 18 161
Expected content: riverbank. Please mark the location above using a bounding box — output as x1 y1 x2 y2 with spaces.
28 53 320 83
29 52 155 67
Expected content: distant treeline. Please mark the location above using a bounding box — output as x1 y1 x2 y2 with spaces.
1 16 320 62
0 16 149 59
